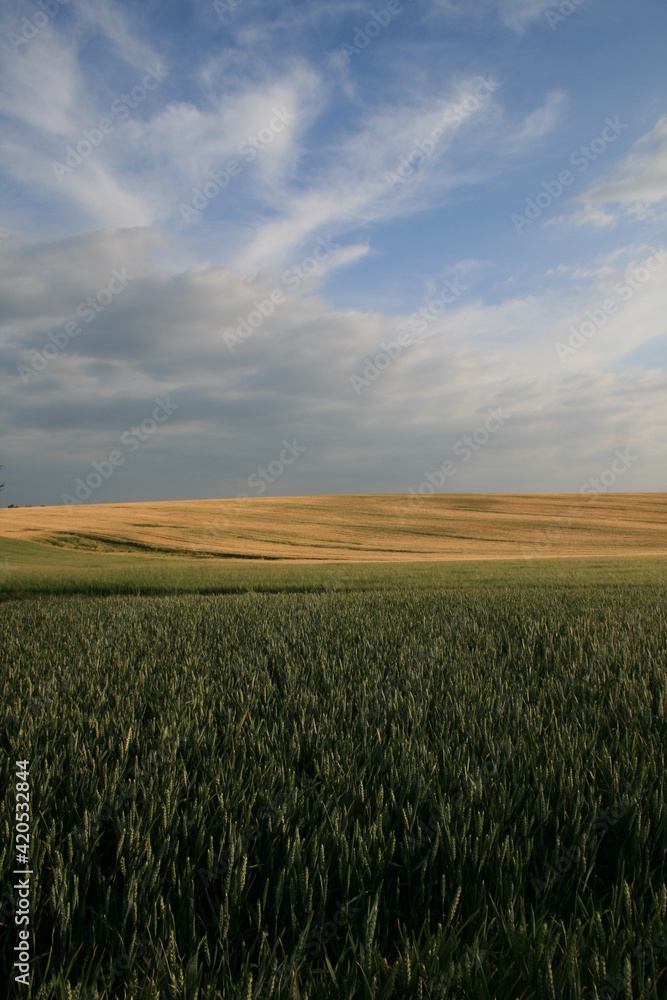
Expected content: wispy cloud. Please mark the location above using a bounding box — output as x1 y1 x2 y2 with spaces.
1 0 665 503
75 0 162 73
501 90 566 153
235 78 506 271
576 115 667 224
3 228 665 501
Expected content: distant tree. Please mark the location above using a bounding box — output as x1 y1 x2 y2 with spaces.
0 466 4 491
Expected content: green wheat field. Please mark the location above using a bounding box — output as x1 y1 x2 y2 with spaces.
2 567 667 997
1 493 666 998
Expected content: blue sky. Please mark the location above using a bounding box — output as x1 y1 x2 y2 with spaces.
1 0 666 505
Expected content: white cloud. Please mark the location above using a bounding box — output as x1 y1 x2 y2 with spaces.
75 0 162 74
235 77 504 271
2 229 665 502
1 0 665 503
446 243 667 375
577 116 667 224
0 30 81 136
0 23 320 235
501 90 565 153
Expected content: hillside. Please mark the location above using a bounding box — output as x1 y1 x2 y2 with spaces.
1 493 666 561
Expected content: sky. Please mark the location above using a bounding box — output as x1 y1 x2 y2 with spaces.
1 0 666 506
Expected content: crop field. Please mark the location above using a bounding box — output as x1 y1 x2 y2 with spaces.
2 493 666 562
2 533 667 599
1 493 666 600
2 582 667 998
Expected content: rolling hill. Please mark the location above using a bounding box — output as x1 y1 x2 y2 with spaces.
1 492 666 561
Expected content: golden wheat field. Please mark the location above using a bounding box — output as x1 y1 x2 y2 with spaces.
1 492 666 562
